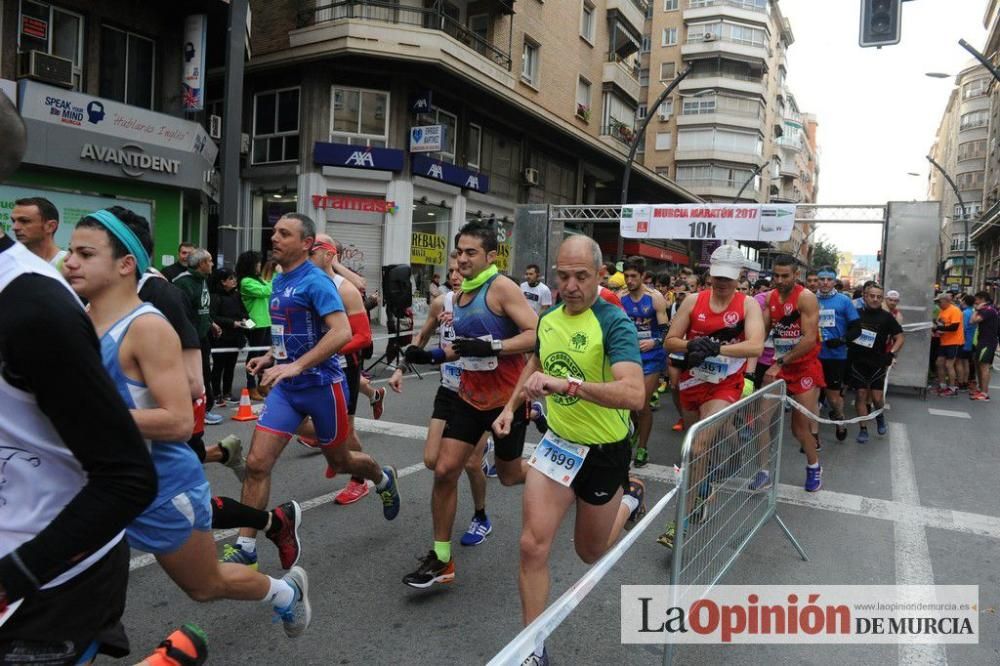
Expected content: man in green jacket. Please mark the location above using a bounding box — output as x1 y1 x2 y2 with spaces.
173 248 223 424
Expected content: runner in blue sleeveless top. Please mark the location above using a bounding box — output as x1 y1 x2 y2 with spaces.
63 207 311 638
621 257 668 467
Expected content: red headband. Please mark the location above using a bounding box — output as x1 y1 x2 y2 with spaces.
311 241 337 255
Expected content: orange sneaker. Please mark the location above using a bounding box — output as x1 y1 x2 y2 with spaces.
672 418 684 432
143 624 207 666
334 477 369 504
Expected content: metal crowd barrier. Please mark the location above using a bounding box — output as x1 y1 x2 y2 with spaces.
664 379 807 665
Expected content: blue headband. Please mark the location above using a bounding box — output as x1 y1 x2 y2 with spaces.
817 270 837 279
88 209 150 274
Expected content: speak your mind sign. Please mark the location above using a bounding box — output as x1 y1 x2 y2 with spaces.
621 204 796 242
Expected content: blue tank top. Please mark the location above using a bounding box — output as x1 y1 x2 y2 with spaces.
622 291 666 362
269 260 346 389
452 274 520 341
100 303 206 509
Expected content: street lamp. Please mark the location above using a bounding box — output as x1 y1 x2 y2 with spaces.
926 154 970 288
617 64 693 260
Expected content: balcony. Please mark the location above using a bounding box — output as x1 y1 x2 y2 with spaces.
674 146 761 164
294 1 514 73
679 72 765 97
603 56 642 103
600 120 636 154
684 0 768 27
676 177 758 199
682 35 770 65
607 0 648 36
775 135 802 152
677 109 763 130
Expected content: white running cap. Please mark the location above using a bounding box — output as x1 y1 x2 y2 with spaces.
709 244 745 280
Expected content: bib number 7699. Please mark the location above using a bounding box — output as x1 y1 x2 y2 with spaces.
528 431 589 487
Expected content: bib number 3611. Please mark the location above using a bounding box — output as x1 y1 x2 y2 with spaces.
528 431 589 487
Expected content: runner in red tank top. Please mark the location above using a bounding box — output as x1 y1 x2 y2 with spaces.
763 255 824 492
659 245 764 548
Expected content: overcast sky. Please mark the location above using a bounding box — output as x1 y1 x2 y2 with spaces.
779 0 987 255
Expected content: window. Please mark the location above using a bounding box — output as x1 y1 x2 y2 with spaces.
522 39 540 86
641 35 651 52
658 98 673 119
660 61 676 80
646 2 654 18
681 93 762 118
676 163 757 190
638 67 649 87
636 104 647 120
687 20 767 48
954 203 982 219
580 2 595 42
576 76 592 119
950 236 976 251
963 78 988 100
656 166 670 178
330 86 388 147
18 1 84 89
602 92 637 143
416 106 458 162
662 28 678 46
655 132 672 150
466 123 482 170
677 128 762 155
960 110 988 130
252 88 300 165
682 94 716 115
957 171 985 190
100 26 155 109
958 139 987 161
664 0 678 9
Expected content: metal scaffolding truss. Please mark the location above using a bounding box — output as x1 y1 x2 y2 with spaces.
546 204 887 225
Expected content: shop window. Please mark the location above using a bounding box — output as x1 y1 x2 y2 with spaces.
415 106 457 162
331 86 390 147
252 88 300 165
100 26 155 109
18 1 84 90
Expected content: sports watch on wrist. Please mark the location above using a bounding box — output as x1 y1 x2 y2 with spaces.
565 375 583 397
491 339 503 353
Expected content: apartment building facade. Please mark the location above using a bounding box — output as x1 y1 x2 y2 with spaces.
240 0 703 303
973 0 1000 291
638 0 818 267
0 0 224 266
928 60 990 288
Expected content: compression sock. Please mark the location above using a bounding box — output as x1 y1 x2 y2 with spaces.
236 536 257 553
263 577 295 609
211 497 270 531
433 540 452 564
621 494 640 514
807 462 820 469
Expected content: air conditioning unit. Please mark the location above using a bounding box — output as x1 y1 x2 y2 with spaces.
18 50 74 89
523 167 540 186
702 33 717 42
240 133 250 155
209 115 222 140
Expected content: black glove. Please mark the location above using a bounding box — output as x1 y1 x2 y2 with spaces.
452 337 495 357
403 345 433 365
825 337 845 349
687 337 721 357
686 349 709 369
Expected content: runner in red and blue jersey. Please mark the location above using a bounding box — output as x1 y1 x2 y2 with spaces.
225 214 401 567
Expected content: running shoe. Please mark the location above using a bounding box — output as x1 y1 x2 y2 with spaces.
804 465 822 492
334 478 369 505
749 470 772 491
973 392 991 401
856 428 869 444
625 478 646 529
218 435 245 482
530 400 549 435
220 543 258 570
875 413 887 437
266 501 302 570
520 648 550 666
370 387 386 420
276 567 311 638
649 393 660 411
144 623 208 666
835 423 847 442
689 491 711 524
378 465 400 520
402 550 455 588
481 437 498 478
939 387 958 397
204 412 224 426
633 447 649 468
657 380 668 394
460 514 492 546
214 398 228 408
656 522 677 549
672 418 684 432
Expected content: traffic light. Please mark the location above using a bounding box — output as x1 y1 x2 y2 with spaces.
859 0 902 48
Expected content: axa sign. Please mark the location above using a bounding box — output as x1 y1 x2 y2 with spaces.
80 143 181 178
313 141 404 172
412 155 490 194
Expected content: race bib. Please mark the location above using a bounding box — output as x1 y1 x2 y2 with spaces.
458 335 498 372
528 430 589 487
819 309 836 329
440 361 462 390
773 336 798 359
637 330 652 340
853 328 877 349
691 355 740 384
271 324 288 360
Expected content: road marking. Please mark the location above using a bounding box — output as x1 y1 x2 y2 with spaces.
926 408 971 418
891 423 947 666
129 460 428 572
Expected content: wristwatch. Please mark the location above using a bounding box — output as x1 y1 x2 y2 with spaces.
490 339 503 353
775 357 785 366
565 375 583 397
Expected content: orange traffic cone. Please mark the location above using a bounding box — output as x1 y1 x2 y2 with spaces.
232 388 258 421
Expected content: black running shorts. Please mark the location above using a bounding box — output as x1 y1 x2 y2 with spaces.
567 439 631 506
442 397 528 461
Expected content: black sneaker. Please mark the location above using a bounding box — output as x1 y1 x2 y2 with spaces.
402 550 455 589
835 423 847 442
625 478 646 529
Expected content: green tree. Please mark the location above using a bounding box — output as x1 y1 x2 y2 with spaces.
810 240 840 270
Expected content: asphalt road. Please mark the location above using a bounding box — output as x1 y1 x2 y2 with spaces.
109 359 1000 666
